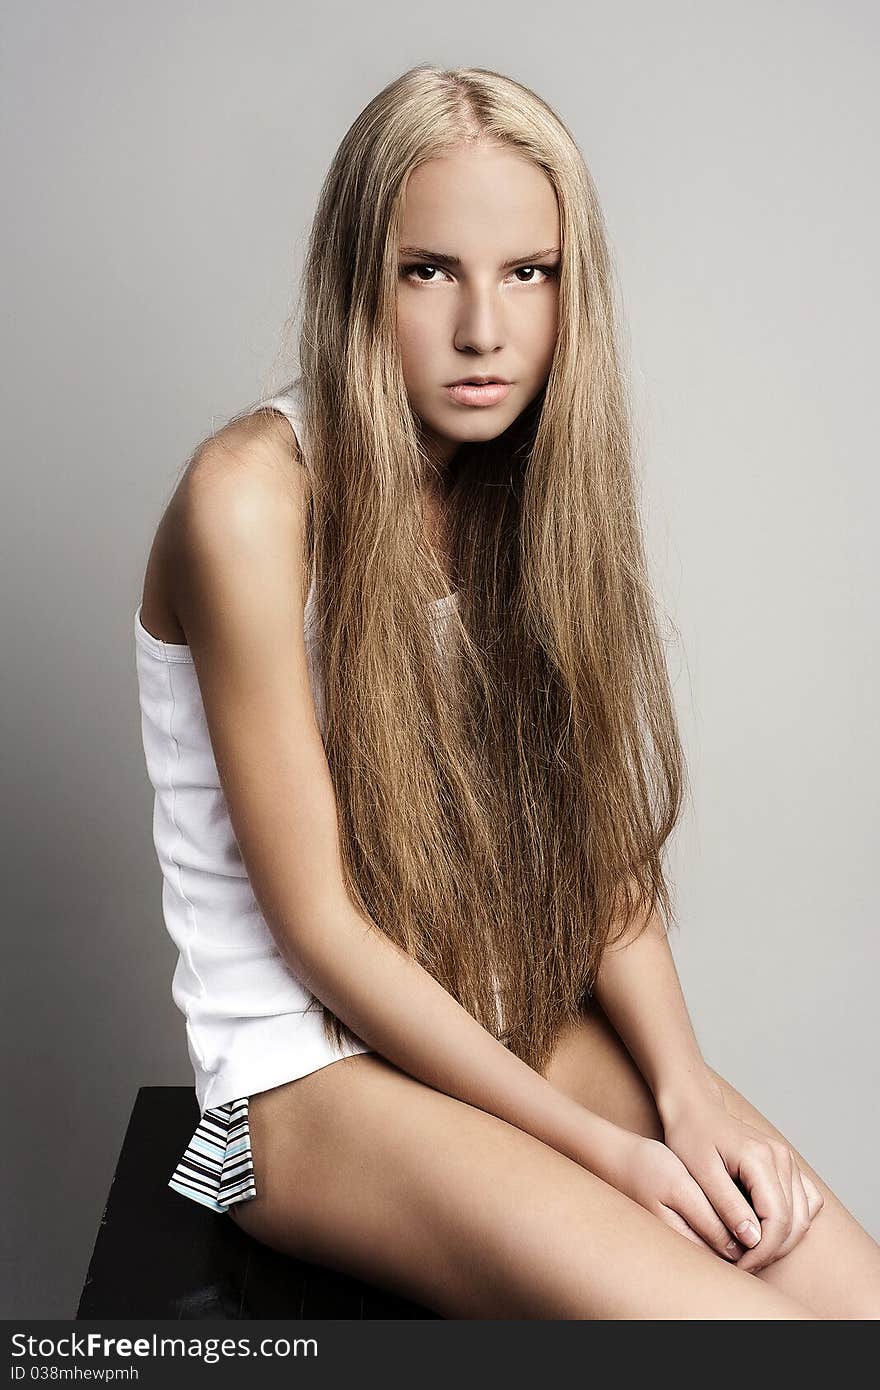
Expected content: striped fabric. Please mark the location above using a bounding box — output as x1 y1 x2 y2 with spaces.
168 1097 258 1214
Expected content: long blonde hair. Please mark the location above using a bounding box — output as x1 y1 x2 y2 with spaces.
261 64 689 1075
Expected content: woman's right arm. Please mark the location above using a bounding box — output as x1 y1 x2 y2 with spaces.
170 426 667 1208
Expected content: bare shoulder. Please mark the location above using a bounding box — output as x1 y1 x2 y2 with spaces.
143 407 309 642
180 404 306 516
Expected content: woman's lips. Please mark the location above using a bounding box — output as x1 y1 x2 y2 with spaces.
445 382 511 407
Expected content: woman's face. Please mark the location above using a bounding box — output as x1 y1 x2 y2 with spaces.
396 143 561 470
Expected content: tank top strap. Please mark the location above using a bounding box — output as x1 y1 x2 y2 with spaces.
249 377 317 618
250 376 312 477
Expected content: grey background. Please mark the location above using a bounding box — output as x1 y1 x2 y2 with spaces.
2 1 876 1318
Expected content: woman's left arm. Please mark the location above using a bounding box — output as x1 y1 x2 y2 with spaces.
591 899 720 1115
592 899 824 1272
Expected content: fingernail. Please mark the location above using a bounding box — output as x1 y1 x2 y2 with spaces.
725 1240 741 1259
736 1219 761 1246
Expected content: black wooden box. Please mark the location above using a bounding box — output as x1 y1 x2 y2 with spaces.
77 1087 438 1319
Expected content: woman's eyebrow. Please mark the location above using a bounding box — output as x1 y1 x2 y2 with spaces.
398 246 561 270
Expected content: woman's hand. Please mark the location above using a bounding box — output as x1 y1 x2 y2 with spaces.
658 1079 825 1274
598 1129 758 1263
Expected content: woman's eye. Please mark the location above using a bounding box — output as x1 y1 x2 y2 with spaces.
399 263 559 286
402 264 449 284
512 265 556 283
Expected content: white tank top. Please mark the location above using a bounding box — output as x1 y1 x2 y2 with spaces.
134 378 474 1116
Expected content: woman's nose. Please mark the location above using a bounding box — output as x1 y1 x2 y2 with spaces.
453 291 505 355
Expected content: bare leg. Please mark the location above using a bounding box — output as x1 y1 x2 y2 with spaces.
543 999 880 1320
229 1052 817 1319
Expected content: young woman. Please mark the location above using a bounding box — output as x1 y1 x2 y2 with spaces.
134 64 880 1319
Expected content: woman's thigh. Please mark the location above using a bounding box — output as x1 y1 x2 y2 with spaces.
229 1051 816 1319
542 998 880 1320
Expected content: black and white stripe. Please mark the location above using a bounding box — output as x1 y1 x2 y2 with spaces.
168 1096 257 1213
